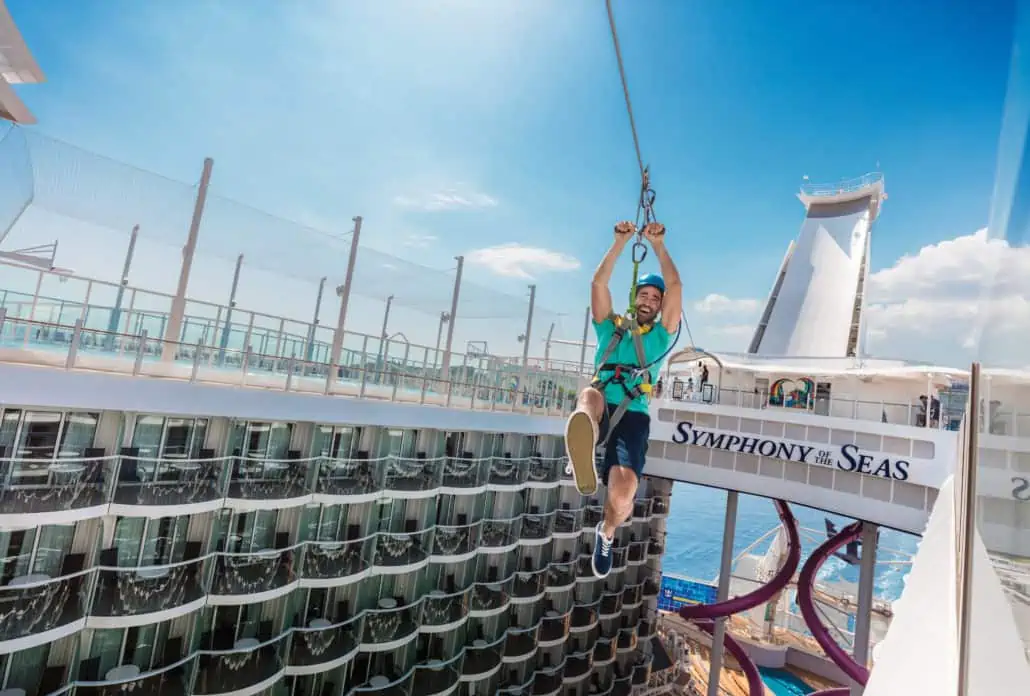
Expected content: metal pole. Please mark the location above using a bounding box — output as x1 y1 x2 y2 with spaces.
543 322 555 370
707 490 738 696
434 312 448 368
578 305 591 374
328 216 363 371
440 256 464 379
376 295 394 382
521 284 536 369
107 224 138 337
218 254 243 362
163 157 214 361
956 362 981 696
305 276 326 362
850 522 878 696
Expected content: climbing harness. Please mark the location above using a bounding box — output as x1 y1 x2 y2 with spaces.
591 312 654 447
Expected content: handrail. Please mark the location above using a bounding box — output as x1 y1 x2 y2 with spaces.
800 172 883 197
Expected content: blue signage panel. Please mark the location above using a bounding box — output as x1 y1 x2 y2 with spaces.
658 573 718 613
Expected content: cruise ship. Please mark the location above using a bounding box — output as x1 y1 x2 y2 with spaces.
1 5 1029 696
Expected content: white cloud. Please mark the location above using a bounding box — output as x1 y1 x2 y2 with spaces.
863 228 1030 366
393 187 498 212
692 294 761 315
402 233 438 248
466 243 580 279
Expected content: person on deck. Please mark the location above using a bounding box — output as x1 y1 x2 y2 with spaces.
564 220 683 578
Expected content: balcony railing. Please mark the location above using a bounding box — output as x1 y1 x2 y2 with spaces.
288 613 362 669
361 599 423 648
92 558 205 618
301 537 375 584
421 588 469 629
209 548 295 598
0 313 579 418
194 634 287 695
431 521 481 558
0 569 91 645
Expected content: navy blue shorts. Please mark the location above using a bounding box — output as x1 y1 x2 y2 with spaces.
597 402 650 486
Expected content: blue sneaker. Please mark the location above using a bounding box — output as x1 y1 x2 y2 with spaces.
592 523 613 578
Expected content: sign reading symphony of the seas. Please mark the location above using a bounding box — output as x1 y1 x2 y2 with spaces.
671 421 911 481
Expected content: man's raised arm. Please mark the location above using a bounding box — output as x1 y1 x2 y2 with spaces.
591 221 636 323
643 223 683 334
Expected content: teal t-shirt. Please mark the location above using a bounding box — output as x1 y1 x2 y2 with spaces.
593 317 671 413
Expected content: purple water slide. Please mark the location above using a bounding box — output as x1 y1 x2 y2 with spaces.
808 689 851 696
692 618 764 696
796 520 870 685
678 499 801 620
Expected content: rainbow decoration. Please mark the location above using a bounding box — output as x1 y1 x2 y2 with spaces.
769 377 814 409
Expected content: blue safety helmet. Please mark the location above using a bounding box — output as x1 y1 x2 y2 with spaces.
636 273 665 295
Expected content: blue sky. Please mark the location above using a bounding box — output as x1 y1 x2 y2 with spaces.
2 0 1022 363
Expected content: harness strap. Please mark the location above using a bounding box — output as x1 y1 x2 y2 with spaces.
590 312 655 448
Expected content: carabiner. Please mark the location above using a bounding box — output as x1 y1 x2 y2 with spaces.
631 240 648 264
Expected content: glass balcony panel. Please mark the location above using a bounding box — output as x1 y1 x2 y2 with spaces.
1 457 109 515
470 578 512 613
511 569 547 599
503 626 538 660
431 522 480 557
315 457 384 497
421 588 469 628
113 457 222 507
362 601 421 646
210 548 296 597
563 652 593 681
570 603 599 632
92 558 205 617
76 655 196 696
525 457 559 485
480 519 520 549
226 457 310 500
553 508 582 535
373 530 431 569
546 562 576 590
301 538 374 581
531 669 563 696
520 513 554 541
194 635 287 695
413 654 462 696
0 572 89 643
384 457 442 493
487 458 526 487
461 639 502 678
288 613 362 668
539 612 570 643
441 457 485 489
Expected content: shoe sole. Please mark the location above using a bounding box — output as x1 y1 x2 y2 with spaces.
591 555 610 579
565 411 599 496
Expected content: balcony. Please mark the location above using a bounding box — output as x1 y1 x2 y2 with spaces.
314 457 383 500
225 457 310 505
384 457 443 497
538 611 570 646
546 561 576 591
353 669 413 696
520 513 554 544
526 457 560 487
112 456 222 512
641 577 659 599
91 558 205 625
440 458 485 491
413 656 462 696
511 569 547 602
531 669 563 696
469 578 511 616
616 627 637 652
570 603 599 633
194 635 287 696
208 548 296 603
563 652 593 683
631 499 650 522
431 522 480 560
627 540 648 565
0 571 89 651
609 547 628 574
76 656 194 696
373 530 432 573
593 638 616 665
651 497 670 517
632 654 653 685
612 672 633 696
583 506 603 530
480 518 521 552
300 537 374 587
503 626 538 662
288 614 362 673
361 600 421 650
487 458 527 489
420 588 469 631
553 508 582 537
0 457 109 520
461 638 503 680
622 584 642 608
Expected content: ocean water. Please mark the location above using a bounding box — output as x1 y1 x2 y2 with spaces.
661 482 919 602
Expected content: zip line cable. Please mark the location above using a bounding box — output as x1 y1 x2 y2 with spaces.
604 0 696 362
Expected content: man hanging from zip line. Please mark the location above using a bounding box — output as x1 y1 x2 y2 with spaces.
564 219 683 578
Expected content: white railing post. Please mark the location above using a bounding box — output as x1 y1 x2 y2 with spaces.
285 356 295 392
65 319 83 369
133 330 148 375
190 340 204 382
